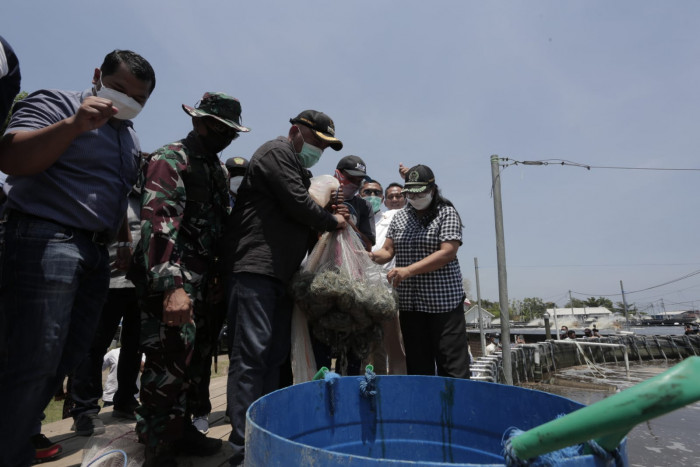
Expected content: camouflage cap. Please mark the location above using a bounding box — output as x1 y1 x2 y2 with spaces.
182 92 250 132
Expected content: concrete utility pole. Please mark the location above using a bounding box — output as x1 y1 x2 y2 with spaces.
490 155 512 385
569 290 575 317
474 257 486 353
620 280 630 329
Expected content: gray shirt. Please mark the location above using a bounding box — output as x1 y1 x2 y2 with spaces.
4 89 140 234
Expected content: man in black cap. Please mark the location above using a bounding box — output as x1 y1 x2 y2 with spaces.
335 155 375 251
224 110 347 466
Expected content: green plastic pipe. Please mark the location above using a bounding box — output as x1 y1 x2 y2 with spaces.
510 356 700 460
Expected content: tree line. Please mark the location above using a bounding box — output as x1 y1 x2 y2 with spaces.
472 296 638 320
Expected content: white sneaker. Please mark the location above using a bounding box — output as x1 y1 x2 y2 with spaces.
192 415 210 435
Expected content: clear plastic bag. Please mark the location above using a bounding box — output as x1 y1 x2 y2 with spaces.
81 424 144 467
290 229 398 374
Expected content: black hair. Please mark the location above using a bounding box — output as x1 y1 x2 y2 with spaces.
100 49 156 94
385 182 403 196
361 179 382 189
414 184 463 228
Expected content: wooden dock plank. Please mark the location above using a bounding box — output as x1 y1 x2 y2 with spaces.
40 375 233 467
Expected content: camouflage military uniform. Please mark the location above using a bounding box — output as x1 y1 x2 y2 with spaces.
129 130 230 447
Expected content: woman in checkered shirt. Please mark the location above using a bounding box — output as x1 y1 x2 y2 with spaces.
370 165 470 378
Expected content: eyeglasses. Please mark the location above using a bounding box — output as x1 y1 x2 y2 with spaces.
362 189 383 196
206 118 240 140
405 191 431 199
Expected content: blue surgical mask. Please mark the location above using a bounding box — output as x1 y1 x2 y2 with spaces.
366 195 383 214
298 142 323 168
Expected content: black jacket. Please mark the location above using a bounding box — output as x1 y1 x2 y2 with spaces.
225 137 338 282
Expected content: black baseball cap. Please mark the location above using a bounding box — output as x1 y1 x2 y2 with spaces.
225 156 249 174
336 155 367 177
290 110 343 151
402 164 435 193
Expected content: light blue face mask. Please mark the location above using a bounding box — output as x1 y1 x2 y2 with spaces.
298 142 323 168
366 195 383 214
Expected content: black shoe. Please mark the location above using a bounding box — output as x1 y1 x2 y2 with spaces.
144 444 177 467
31 434 62 464
112 403 138 420
174 422 222 457
71 413 105 436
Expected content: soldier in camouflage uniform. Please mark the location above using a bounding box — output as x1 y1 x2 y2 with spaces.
128 92 249 467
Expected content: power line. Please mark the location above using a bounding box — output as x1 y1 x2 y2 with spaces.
571 269 700 298
501 158 700 172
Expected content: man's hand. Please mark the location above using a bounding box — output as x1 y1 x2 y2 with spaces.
398 163 409 180
162 287 193 326
333 213 347 230
68 96 117 133
333 202 350 219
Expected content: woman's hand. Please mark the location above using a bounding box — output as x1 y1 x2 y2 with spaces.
387 267 412 287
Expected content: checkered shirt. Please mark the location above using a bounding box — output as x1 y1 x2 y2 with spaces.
387 204 465 313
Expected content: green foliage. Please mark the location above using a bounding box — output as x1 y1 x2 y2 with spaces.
584 296 614 308
564 297 585 308
615 301 638 315
478 299 500 318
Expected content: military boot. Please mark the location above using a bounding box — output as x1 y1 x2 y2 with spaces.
173 422 222 457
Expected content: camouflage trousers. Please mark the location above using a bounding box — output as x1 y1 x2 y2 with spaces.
135 293 219 446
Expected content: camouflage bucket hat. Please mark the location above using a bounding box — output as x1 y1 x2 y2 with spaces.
182 92 250 132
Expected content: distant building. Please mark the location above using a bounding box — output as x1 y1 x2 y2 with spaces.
464 305 495 328
546 307 612 322
640 310 697 325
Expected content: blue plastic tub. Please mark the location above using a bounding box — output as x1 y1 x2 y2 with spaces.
245 376 627 466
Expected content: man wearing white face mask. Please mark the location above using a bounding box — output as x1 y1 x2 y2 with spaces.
0 49 155 467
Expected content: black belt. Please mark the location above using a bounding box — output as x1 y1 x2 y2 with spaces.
6 209 112 246
74 228 112 246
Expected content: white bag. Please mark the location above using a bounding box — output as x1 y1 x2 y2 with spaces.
308 175 340 207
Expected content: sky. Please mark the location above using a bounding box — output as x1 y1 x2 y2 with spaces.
3 1 700 313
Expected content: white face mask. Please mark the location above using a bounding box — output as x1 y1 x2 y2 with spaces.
407 192 433 210
229 175 244 195
94 75 143 120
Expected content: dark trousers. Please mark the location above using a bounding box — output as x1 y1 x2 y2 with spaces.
226 272 293 463
310 335 362 376
0 214 110 467
399 303 470 379
70 287 142 418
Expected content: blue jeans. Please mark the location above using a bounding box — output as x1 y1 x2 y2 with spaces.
0 213 110 467
226 272 293 465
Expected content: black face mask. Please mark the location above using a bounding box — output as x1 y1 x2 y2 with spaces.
199 132 234 154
